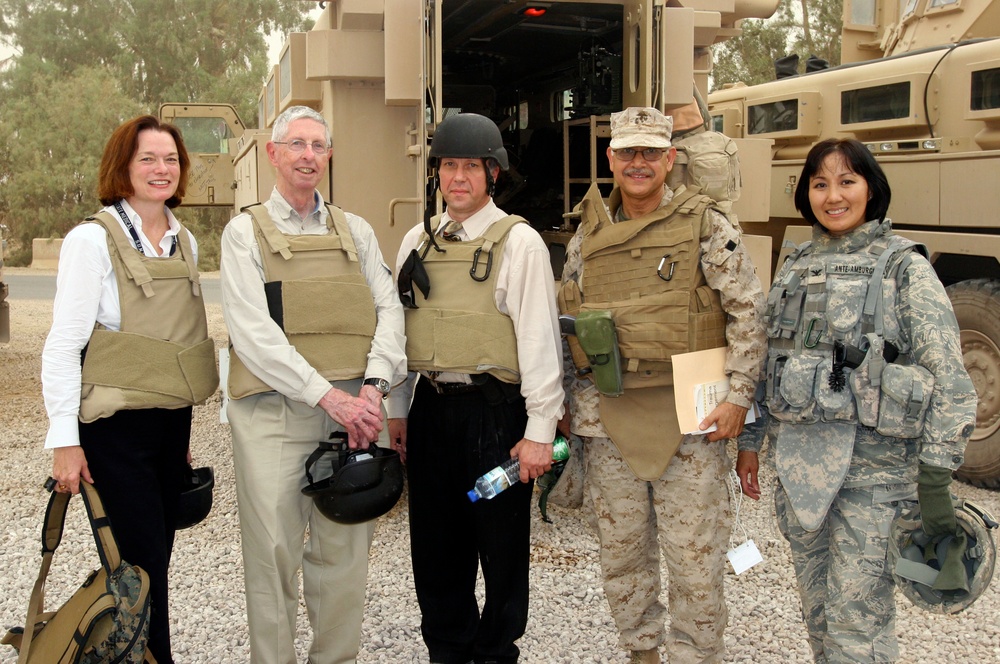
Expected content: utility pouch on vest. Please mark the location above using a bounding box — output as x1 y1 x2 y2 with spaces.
766 354 821 424
849 333 888 428
876 363 935 438
574 310 623 397
557 280 590 375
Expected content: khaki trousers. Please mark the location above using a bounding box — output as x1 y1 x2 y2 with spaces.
587 434 732 664
229 385 377 664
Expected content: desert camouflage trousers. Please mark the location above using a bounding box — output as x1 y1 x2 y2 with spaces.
586 434 732 663
775 480 917 663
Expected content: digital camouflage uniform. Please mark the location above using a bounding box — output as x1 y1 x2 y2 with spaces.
739 219 977 663
563 184 765 663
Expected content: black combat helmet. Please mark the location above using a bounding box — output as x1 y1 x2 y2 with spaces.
301 433 404 525
175 465 214 530
429 113 509 170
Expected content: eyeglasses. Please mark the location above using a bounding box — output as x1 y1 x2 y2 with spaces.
273 139 330 154
613 147 666 161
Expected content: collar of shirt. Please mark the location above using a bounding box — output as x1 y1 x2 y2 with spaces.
610 184 674 222
438 198 507 241
110 200 182 253
268 186 328 234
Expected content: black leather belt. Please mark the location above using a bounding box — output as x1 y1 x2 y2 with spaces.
427 380 479 395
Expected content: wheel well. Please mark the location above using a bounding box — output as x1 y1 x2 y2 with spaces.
931 253 1000 287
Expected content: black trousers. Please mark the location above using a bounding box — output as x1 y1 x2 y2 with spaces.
79 407 191 664
407 379 532 664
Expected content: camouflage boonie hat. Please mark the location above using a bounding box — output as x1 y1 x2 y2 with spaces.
609 107 673 149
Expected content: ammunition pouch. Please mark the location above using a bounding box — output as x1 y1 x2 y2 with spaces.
876 363 934 438
574 310 623 397
557 280 591 376
765 351 856 425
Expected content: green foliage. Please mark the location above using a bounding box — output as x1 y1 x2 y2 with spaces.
0 58 145 264
711 0 844 91
0 0 310 266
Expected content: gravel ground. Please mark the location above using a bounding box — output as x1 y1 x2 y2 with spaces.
1 296 998 663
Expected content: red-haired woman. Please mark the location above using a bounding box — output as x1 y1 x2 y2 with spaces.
42 115 218 664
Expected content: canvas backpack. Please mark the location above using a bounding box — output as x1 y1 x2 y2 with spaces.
667 127 742 218
2 481 155 664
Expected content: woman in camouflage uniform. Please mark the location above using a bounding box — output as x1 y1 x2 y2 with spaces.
736 138 977 663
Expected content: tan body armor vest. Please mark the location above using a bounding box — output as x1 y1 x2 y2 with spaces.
228 204 378 399
564 184 727 389
79 211 218 423
404 215 523 383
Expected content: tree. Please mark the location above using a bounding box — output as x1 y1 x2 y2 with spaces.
0 0 310 121
0 57 145 263
0 0 311 266
712 0 844 90
712 15 794 89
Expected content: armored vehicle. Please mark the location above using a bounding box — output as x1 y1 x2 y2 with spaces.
161 0 778 264
707 0 1000 486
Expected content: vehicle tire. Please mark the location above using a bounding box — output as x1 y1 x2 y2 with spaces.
947 278 1000 488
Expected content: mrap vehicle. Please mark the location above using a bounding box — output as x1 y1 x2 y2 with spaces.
708 0 1000 487
162 0 999 486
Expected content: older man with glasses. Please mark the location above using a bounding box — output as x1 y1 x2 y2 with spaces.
558 107 766 664
219 105 406 664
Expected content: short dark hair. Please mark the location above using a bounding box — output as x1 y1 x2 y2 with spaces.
793 138 891 226
98 115 190 209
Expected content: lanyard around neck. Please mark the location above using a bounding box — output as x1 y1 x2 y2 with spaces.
113 201 176 256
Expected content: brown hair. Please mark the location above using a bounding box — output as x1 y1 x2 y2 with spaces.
98 115 190 208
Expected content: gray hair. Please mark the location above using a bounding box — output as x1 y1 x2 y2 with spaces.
272 106 331 147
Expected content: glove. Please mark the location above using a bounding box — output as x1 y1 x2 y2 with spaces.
917 463 969 593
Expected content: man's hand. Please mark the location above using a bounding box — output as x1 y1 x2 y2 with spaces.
52 446 94 494
388 418 408 463
511 438 553 483
359 383 385 409
736 450 761 501
318 386 384 449
556 407 571 439
701 402 748 442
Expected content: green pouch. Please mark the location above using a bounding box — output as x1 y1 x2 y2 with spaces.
575 310 623 397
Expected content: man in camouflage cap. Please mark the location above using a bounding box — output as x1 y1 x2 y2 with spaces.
559 106 766 663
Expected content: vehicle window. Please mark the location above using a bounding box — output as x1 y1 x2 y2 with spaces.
173 118 236 154
849 0 877 26
841 82 911 124
972 67 1000 111
748 99 799 134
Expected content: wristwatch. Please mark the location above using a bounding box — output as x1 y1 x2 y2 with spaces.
363 377 391 399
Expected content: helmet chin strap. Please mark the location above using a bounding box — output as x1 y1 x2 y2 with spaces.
485 159 497 197
423 172 444 254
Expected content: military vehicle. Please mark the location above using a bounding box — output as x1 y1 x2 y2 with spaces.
160 0 779 264
705 0 1000 487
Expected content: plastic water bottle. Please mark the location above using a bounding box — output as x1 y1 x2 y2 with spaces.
467 434 571 502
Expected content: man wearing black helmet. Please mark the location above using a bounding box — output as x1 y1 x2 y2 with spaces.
387 113 564 664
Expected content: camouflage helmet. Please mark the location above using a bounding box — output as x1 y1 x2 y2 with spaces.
428 113 509 170
301 434 404 525
888 499 997 614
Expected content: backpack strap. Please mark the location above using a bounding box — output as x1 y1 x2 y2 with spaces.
16 489 70 662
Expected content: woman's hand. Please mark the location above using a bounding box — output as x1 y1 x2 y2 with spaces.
736 450 761 501
52 446 94 494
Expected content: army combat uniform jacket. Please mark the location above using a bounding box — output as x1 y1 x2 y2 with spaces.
739 219 976 530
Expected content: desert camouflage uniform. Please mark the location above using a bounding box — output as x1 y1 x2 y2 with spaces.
563 185 766 662
739 219 976 663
